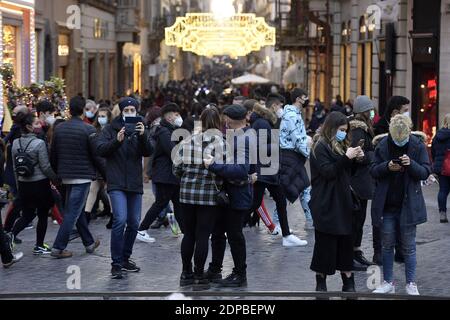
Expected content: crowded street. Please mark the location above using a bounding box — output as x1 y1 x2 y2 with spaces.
0 0 449 304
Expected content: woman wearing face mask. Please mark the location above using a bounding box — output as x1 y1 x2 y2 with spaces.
11 113 59 255
83 100 98 125
84 106 112 222
310 111 364 293
348 96 377 269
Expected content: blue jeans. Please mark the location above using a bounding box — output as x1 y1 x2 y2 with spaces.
53 183 94 250
109 191 142 267
382 213 417 283
273 186 312 223
438 175 450 212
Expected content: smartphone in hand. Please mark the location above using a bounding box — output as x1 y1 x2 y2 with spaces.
124 116 142 136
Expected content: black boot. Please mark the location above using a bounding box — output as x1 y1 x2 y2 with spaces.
180 271 195 287
354 250 376 266
206 269 223 283
372 250 382 266
341 273 356 292
193 271 210 290
315 274 327 292
219 272 247 287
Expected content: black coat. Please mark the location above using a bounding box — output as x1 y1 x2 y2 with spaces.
370 134 431 227
50 117 105 180
249 104 279 185
151 119 180 185
279 149 310 203
431 128 450 175
349 119 375 200
96 116 153 194
310 140 354 235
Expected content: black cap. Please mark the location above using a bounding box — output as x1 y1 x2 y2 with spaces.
223 105 247 120
118 97 140 112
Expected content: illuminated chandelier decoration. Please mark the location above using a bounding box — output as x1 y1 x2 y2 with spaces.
165 13 276 58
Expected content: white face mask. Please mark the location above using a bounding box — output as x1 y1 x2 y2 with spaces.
276 109 284 119
403 111 410 118
45 115 56 126
123 112 137 121
98 117 108 127
174 116 183 128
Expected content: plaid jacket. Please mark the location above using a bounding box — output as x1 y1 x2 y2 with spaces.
173 132 225 206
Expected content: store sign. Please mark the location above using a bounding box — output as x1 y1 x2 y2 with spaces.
58 45 69 56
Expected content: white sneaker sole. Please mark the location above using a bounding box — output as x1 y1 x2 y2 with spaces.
283 241 308 247
137 235 156 243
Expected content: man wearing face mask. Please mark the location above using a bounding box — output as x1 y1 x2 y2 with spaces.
372 95 411 265
278 88 311 210
266 93 285 129
36 101 57 134
374 96 410 136
96 97 153 279
137 103 184 243
371 114 431 296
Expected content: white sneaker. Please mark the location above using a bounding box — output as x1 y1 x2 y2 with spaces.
136 231 156 243
282 234 308 247
405 282 420 296
270 224 281 236
373 281 395 294
25 223 33 230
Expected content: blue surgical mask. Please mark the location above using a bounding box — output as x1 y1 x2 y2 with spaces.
394 137 409 147
98 117 108 127
370 110 375 120
85 111 95 119
336 130 347 142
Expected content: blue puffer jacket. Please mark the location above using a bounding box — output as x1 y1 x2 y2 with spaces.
370 134 431 227
431 128 450 175
209 127 255 211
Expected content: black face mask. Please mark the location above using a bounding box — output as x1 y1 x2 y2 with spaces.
302 100 310 108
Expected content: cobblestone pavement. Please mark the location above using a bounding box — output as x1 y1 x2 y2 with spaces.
0 180 449 299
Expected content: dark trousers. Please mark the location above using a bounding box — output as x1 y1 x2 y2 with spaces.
210 208 247 276
4 197 22 233
139 183 182 232
12 206 51 247
180 203 220 274
251 182 290 236
438 175 450 212
0 223 13 264
352 199 368 248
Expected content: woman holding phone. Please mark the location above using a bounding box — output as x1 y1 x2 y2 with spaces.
348 96 377 268
96 97 153 280
310 111 364 293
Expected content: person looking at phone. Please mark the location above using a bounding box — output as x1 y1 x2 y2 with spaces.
348 96 377 270
96 97 153 279
370 114 431 295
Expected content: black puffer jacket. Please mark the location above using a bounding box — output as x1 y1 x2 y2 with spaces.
96 116 153 194
279 149 310 203
151 119 180 185
349 119 375 200
50 117 105 180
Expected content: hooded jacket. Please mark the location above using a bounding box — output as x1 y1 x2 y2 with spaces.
431 128 450 174
249 104 279 185
370 132 431 227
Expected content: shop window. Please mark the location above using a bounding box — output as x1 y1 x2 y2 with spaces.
3 25 19 82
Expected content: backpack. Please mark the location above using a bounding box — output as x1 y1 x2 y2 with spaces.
14 138 37 178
